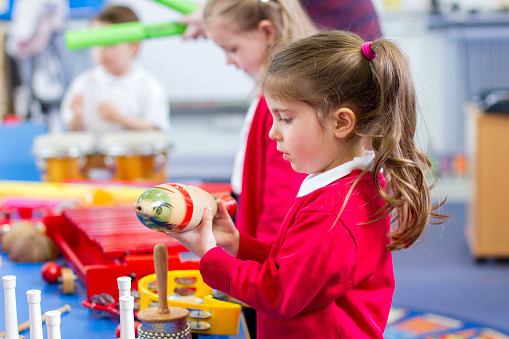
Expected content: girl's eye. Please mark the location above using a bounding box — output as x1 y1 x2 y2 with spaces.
279 118 292 124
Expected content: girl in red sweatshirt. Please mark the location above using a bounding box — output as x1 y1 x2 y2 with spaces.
170 30 448 338
202 0 315 243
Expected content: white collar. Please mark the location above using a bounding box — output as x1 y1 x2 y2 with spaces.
297 152 375 197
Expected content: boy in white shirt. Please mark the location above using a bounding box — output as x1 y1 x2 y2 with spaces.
61 5 170 135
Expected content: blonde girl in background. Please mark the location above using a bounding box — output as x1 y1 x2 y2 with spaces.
169 30 448 338
202 0 315 242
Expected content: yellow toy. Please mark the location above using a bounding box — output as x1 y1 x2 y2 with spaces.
138 270 241 335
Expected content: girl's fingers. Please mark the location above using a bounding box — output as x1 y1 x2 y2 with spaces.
215 200 231 219
202 206 213 227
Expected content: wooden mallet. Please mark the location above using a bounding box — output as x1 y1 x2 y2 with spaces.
136 243 191 339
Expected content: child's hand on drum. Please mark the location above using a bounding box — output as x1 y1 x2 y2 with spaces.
167 206 217 258
97 102 123 123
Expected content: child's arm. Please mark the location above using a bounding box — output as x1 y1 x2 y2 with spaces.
200 211 364 319
180 0 206 40
97 102 157 130
61 77 86 131
66 94 85 130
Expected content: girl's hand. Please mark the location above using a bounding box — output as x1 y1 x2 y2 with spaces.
166 206 217 258
212 200 240 257
180 0 206 40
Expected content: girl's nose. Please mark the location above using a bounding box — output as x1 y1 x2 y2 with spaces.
268 123 280 141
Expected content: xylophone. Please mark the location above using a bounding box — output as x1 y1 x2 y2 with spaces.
45 205 200 299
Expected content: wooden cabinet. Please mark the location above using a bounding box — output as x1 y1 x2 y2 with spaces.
466 105 509 259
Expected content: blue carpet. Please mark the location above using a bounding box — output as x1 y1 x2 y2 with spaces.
391 202 509 335
385 306 509 338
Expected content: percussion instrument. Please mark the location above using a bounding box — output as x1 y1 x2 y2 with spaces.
100 131 172 182
138 269 241 335
32 132 95 182
136 244 191 339
136 183 237 233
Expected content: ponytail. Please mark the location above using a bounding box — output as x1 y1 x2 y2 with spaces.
364 39 448 250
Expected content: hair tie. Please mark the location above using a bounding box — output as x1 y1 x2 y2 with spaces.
361 42 376 60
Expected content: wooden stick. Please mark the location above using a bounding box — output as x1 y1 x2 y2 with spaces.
154 243 169 314
0 304 71 337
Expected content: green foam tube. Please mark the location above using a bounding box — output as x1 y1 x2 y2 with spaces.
65 21 187 50
151 0 198 14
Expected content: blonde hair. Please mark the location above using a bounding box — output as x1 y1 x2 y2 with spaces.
203 0 316 63
261 30 448 251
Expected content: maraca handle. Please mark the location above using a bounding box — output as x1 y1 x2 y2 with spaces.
154 244 169 314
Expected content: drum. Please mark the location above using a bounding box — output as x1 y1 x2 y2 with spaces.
32 132 95 182
100 131 172 181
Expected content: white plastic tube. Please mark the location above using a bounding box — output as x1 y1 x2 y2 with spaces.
2 275 19 339
117 276 132 298
45 311 61 339
26 290 43 339
119 295 135 339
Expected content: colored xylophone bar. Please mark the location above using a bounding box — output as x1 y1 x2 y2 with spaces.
62 206 186 257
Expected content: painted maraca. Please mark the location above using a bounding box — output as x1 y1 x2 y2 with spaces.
135 183 237 233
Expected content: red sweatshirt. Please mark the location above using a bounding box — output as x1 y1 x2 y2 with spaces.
201 166 394 338
235 96 306 242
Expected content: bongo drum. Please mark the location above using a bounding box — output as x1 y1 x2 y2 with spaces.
32 132 95 182
100 131 172 181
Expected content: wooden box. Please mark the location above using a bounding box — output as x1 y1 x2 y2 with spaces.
466 104 509 259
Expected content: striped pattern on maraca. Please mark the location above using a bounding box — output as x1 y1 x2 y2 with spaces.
135 183 217 233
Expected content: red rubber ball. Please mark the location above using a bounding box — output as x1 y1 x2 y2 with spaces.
41 262 61 284
219 194 238 218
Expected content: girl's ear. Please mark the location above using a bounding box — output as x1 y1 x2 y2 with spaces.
332 107 356 139
257 20 277 45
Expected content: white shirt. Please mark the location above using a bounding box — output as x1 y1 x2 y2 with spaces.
231 97 258 195
61 65 170 136
297 152 376 197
